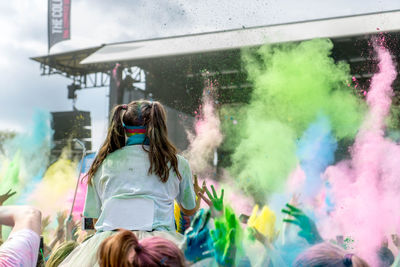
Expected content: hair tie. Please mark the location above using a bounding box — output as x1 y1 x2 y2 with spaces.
121 104 128 110
160 256 168 265
135 244 143 253
343 254 353 266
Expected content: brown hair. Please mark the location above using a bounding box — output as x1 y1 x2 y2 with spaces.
98 230 186 267
87 100 182 184
293 242 370 267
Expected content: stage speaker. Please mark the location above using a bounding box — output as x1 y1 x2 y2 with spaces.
51 110 92 160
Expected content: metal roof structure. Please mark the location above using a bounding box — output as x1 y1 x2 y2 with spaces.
31 46 109 88
81 9 400 64
31 10 400 113
31 10 400 82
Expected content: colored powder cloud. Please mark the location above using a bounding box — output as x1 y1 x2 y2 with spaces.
0 109 85 221
29 149 77 218
231 39 365 201
288 114 337 209
184 87 255 216
0 109 52 204
219 104 246 154
232 120 296 201
184 79 223 176
65 153 96 220
66 173 88 221
321 42 399 266
3 110 52 175
0 152 21 196
17 167 46 204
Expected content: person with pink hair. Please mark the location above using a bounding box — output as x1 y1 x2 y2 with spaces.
293 242 370 267
98 229 186 267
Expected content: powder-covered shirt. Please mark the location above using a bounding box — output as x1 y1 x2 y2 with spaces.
0 229 40 267
83 145 196 232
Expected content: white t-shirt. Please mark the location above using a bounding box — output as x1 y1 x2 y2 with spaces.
83 145 196 232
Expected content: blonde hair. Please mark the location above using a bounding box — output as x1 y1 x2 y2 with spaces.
45 241 78 267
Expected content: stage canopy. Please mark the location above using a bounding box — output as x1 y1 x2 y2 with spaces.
81 10 400 64
31 10 400 114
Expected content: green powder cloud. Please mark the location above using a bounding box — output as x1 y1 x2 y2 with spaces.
228 38 365 202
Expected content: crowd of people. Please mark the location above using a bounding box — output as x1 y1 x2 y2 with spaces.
0 100 398 266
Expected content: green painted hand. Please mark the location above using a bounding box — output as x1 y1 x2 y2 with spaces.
281 203 323 245
210 206 239 266
201 184 224 212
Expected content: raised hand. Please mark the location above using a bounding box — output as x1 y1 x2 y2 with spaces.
210 206 240 266
56 211 67 227
183 209 213 263
0 189 16 205
56 211 67 242
41 215 51 233
247 205 278 245
281 203 323 245
193 175 204 211
199 183 224 214
193 175 204 197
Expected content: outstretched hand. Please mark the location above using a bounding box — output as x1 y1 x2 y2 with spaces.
198 183 224 217
183 209 213 263
193 175 204 211
210 206 240 266
0 189 16 205
247 205 278 245
56 211 67 241
41 215 51 233
193 175 204 197
206 184 224 212
56 211 67 227
281 203 322 245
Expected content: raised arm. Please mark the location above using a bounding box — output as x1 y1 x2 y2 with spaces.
179 175 203 216
176 160 200 216
0 206 42 267
0 205 41 236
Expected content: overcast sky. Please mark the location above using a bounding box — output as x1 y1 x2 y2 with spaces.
0 0 399 151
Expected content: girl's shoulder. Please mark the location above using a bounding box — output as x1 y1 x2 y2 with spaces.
176 154 191 178
176 154 190 167
176 154 188 163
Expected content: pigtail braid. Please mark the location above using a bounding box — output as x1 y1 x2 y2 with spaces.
87 104 126 184
146 102 182 182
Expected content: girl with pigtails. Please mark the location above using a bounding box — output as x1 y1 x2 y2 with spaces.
60 100 200 267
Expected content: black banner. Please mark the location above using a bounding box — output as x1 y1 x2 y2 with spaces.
48 0 70 51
